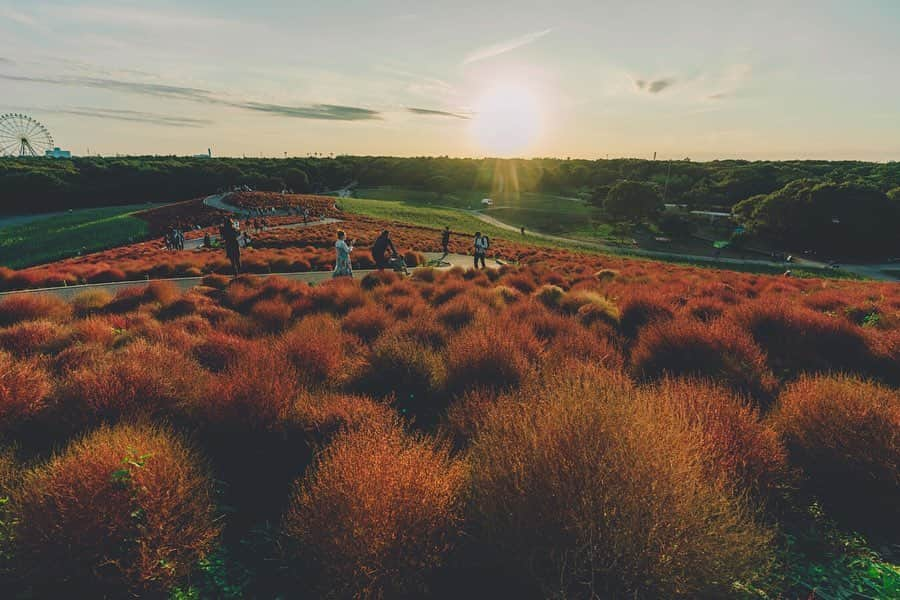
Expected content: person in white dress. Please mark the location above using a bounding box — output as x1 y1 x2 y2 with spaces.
333 230 354 278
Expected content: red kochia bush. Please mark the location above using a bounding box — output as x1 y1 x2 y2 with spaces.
59 340 204 424
618 293 675 338
446 320 542 393
283 419 466 597
649 378 788 495
12 423 219 596
280 315 358 386
771 375 900 528
0 320 66 356
631 318 776 401
467 368 773 598
0 293 71 327
0 350 53 428
341 304 393 343
735 301 895 383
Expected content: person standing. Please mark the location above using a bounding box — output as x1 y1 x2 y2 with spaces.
220 217 242 276
474 231 488 269
440 226 451 261
333 230 355 278
371 230 398 270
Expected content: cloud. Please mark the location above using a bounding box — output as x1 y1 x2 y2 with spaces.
463 28 552 65
0 73 381 121
53 107 213 127
633 77 675 94
233 102 380 120
407 107 469 119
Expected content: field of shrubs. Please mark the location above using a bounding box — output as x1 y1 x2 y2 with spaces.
0 200 898 597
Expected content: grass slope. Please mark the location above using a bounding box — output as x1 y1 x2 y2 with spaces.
0 205 151 269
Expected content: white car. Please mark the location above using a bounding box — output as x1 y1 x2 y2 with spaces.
481 198 493 206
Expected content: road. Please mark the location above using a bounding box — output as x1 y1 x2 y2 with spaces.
467 211 898 281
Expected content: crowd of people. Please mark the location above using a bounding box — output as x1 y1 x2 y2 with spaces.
163 208 497 280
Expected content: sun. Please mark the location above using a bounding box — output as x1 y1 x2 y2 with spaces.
470 83 541 157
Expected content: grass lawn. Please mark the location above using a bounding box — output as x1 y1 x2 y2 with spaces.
344 196 866 280
0 205 152 269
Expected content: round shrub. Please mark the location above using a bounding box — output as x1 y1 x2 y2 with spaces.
250 297 294 333
70 289 112 316
0 294 71 327
283 419 466 597
533 284 565 309
0 320 66 356
468 369 774 598
0 351 53 429
619 293 674 338
771 374 899 528
59 340 205 425
12 423 218 596
446 321 541 394
351 334 446 419
341 304 393 343
280 315 359 386
649 378 788 495
631 318 776 401
736 301 895 383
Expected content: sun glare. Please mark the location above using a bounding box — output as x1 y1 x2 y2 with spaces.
470 83 541 157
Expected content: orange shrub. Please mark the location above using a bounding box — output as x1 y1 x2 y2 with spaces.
201 342 304 431
618 293 675 338
435 294 482 331
0 294 71 327
445 320 542 393
12 423 218 596
0 351 53 428
0 320 66 356
249 297 294 333
771 375 900 527
341 304 393 343
283 419 466 597
59 340 204 424
631 318 776 400
736 301 895 383
70 289 112 316
467 368 773 598
351 334 447 419
192 330 246 372
648 378 788 495
280 315 358 386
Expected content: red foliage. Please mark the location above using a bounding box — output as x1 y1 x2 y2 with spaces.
0 293 71 326
0 350 53 427
631 318 776 400
12 423 219 596
283 419 466 597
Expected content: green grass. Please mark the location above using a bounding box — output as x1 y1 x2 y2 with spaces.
344 196 867 280
0 205 152 269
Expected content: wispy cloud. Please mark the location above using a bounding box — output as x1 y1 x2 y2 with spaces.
633 77 676 94
407 107 469 119
234 102 380 120
53 107 213 127
463 28 552 65
0 73 381 121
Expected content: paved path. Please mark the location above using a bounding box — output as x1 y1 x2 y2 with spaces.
467 210 898 281
0 253 487 300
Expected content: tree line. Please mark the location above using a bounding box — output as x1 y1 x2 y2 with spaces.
1 155 898 257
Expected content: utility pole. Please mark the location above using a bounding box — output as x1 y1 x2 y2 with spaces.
662 160 672 204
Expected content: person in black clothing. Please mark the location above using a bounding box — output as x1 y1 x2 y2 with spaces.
371 230 398 269
440 226 451 261
220 217 242 276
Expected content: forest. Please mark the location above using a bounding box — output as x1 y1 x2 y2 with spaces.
2 156 899 258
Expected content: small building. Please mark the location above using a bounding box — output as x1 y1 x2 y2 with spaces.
44 147 71 158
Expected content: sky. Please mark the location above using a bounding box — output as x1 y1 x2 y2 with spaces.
1 0 898 160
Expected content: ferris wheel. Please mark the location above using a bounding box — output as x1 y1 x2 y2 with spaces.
0 113 55 157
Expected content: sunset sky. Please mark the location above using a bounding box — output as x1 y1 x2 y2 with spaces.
1 0 898 160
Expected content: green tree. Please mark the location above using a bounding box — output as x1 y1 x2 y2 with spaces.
658 212 696 238
603 180 663 224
